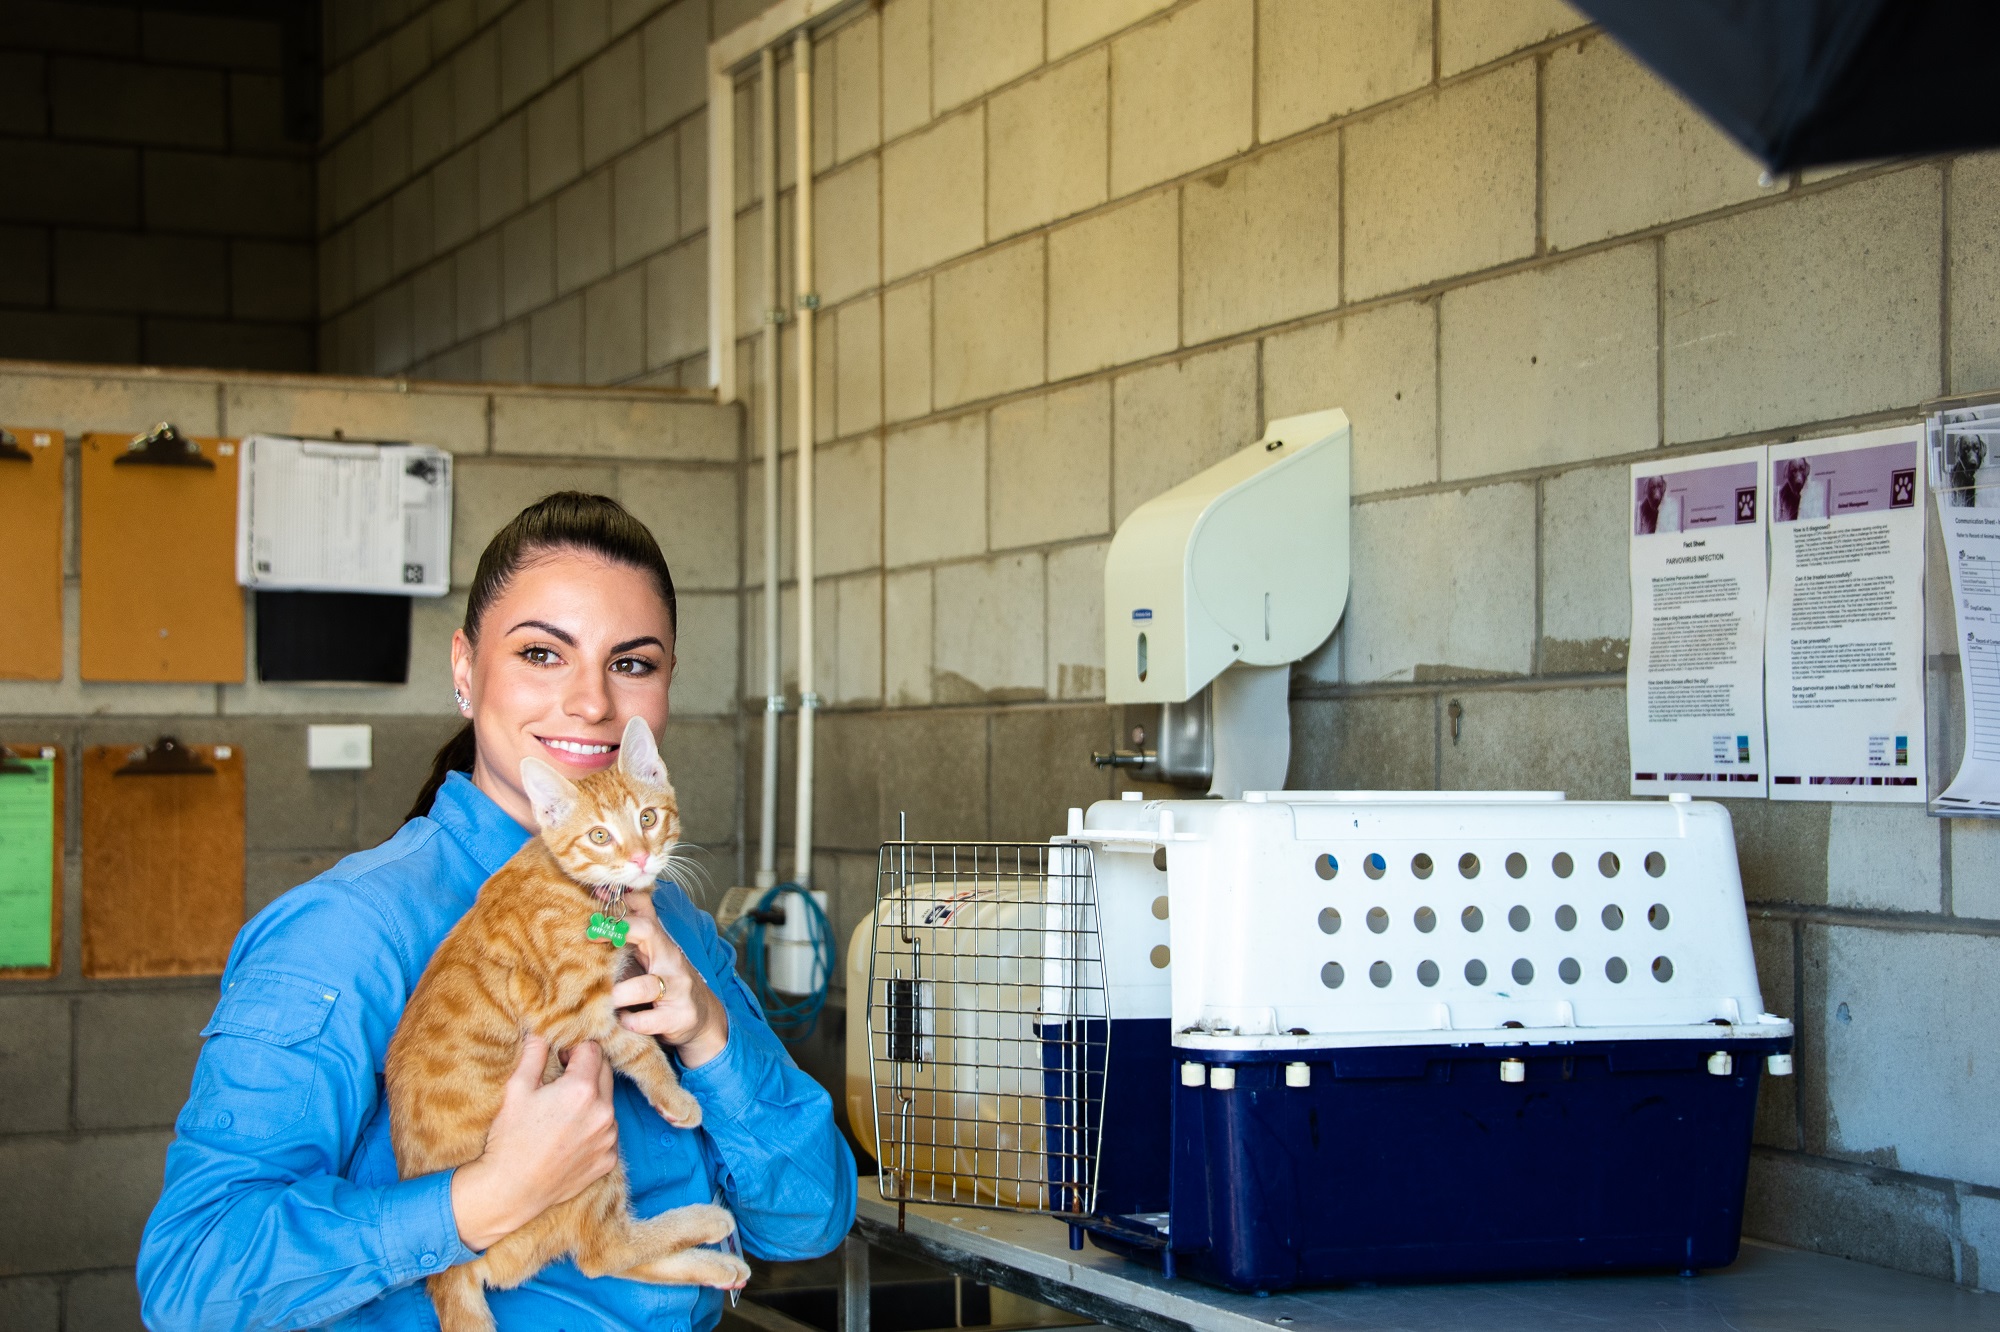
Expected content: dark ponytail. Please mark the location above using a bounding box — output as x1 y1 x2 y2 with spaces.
405 492 678 822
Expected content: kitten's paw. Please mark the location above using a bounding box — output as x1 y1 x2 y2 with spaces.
675 1202 738 1246
686 1251 752 1289
659 1086 703 1128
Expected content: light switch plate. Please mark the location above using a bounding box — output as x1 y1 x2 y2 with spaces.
307 724 373 770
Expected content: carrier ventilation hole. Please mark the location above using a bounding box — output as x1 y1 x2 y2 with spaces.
1151 895 1170 920
1321 961 1345 989
1599 851 1621 877
1364 853 1386 880
1417 959 1440 986
1369 961 1393 988
1462 905 1484 932
1412 853 1434 880
1153 846 1167 872
1508 905 1531 932
1318 907 1342 935
1366 907 1389 934
1459 852 1481 879
1505 852 1527 879
1315 853 1338 881
1414 906 1437 933
1648 903 1670 930
1554 904 1578 931
1606 956 1629 983
1602 904 1625 930
1150 945 1171 969
1652 955 1674 983
1465 958 1488 986
1512 958 1534 985
1645 850 1667 878
1558 957 1581 984
1553 852 1574 878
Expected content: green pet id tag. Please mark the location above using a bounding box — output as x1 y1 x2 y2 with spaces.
587 912 629 946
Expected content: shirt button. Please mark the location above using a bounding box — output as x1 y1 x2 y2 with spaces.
659 1132 672 1146
420 1252 438 1269
216 1112 233 1129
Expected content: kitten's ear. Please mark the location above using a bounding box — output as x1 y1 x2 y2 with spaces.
618 715 669 788
519 758 579 829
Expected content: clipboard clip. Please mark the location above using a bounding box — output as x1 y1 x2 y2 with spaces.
116 423 213 470
0 428 29 464
0 752 38 775
116 736 216 777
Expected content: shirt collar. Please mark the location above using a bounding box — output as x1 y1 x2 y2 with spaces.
429 770 534 878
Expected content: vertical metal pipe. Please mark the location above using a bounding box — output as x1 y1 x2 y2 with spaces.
706 60 736 401
792 28 816 892
756 45 780 890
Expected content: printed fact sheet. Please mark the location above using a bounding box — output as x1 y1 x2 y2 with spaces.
1929 404 2000 812
1764 428 1926 801
1628 447 1768 797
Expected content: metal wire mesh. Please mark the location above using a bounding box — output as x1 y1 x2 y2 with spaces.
866 841 1108 1218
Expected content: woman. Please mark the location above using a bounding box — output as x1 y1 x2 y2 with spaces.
139 493 856 1330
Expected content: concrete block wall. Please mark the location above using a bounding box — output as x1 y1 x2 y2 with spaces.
0 359 742 1322
0 1 319 373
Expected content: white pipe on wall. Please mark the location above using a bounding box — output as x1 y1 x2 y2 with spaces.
755 45 780 892
790 27 817 896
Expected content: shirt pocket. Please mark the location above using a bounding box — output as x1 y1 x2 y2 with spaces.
181 969 339 1140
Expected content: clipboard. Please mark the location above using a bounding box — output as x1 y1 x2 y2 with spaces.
80 424 245 683
0 743 65 979
0 426 64 680
81 737 244 979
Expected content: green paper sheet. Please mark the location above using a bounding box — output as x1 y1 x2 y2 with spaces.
0 760 56 968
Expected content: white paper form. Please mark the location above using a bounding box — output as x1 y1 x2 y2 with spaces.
1628 447 1769 796
1928 404 2000 812
235 435 453 596
1764 427 1926 801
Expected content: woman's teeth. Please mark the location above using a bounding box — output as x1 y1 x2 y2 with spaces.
545 739 613 755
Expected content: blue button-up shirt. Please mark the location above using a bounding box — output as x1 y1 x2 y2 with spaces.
138 771 855 1330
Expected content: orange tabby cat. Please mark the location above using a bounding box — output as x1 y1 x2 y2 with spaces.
386 715 747 1331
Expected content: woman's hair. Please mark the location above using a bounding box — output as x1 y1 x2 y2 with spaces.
405 492 677 821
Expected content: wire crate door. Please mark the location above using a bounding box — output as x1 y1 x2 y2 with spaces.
866 841 1108 1218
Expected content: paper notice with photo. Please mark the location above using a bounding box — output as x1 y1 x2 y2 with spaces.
1628 446 1769 797
1928 404 2000 812
235 435 453 596
1764 427 1926 802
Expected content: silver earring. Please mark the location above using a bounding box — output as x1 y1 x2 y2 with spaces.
454 688 470 713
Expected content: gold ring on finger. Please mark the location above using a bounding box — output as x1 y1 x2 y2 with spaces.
654 974 669 1004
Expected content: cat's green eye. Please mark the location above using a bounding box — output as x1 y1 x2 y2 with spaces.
639 809 657 829
589 827 611 845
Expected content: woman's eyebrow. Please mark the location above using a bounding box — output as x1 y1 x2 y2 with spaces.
508 619 577 645
610 635 666 654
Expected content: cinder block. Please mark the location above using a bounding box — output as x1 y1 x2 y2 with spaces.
367 96 412 202
1963 1193 2000 1292
1047 540 1109 699
226 379 489 456
834 573 884 706
554 170 613 294
0 141 138 228
1440 244 1658 481
1726 800 1828 907
1539 463 1630 673
433 146 480 253
66 1270 145 1330
880 0 931 139
882 109 984 282
884 567 933 704
1257 0 1430 140
1666 168 1941 444
613 132 677 268
527 78 583 202
144 151 313 239
731 200 792 341
1748 915 1799 1148
933 239 1044 409
143 9 281 68
0 1277 58 1332
54 231 227 316
0 0 137 55
1949 154 2000 397
245 849 344 918
0 52 47 135
1049 0 1173 59
1951 818 2000 920
529 295 584 383
677 111 706 239
434 0 478 48
1182 131 1341 343
0 366 218 437
814 156 881 307
454 231 503 341
932 0 1041 114
501 201 555 319
1345 482 1537 681
490 390 740 461
582 34 644 170
1825 805 1941 912
0 997 70 1134
0 225 47 307
642 0 707 134
389 15 432 88
353 714 465 845
481 321 530 381
0 303 127 367
1109 0 1253 196
668 590 740 717
352 201 391 299
478 114 528 230
499 0 553 112
834 299 885 438
989 706 1116 840
885 414 986 566
349 39 388 121
1046 187 1177 381
230 71 303 159
1437 0 1584 77
1437 685 1627 799
453 27 501 142
1110 343 1258 524
50 56 225 149
882 279 931 423
583 269 644 384
1262 299 1436 496
1345 62 1536 301
390 176 435 279
1288 694 1437 791
370 282 417 375
813 433 884 576
834 11 881 164
453 458 619 581
553 0 609 76
0 1132 172 1273
153 316 314 372
934 553 1046 702
1544 35 1768 252
412 67 454 172
990 379 1111 549
76 990 214 1130
987 49 1107 241
644 237 707 366
1745 1151 1956 1280
658 716 738 851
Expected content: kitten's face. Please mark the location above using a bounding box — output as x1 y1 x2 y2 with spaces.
522 716 681 891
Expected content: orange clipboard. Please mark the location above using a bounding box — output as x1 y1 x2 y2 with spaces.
80 425 245 683
0 743 65 980
81 738 244 979
0 426 64 680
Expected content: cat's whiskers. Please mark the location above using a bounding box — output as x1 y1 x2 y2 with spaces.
657 846 717 904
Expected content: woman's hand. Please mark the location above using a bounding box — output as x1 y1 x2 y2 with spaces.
612 896 729 1069
451 1035 618 1251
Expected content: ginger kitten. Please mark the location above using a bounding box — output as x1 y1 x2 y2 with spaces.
386 716 747 1331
